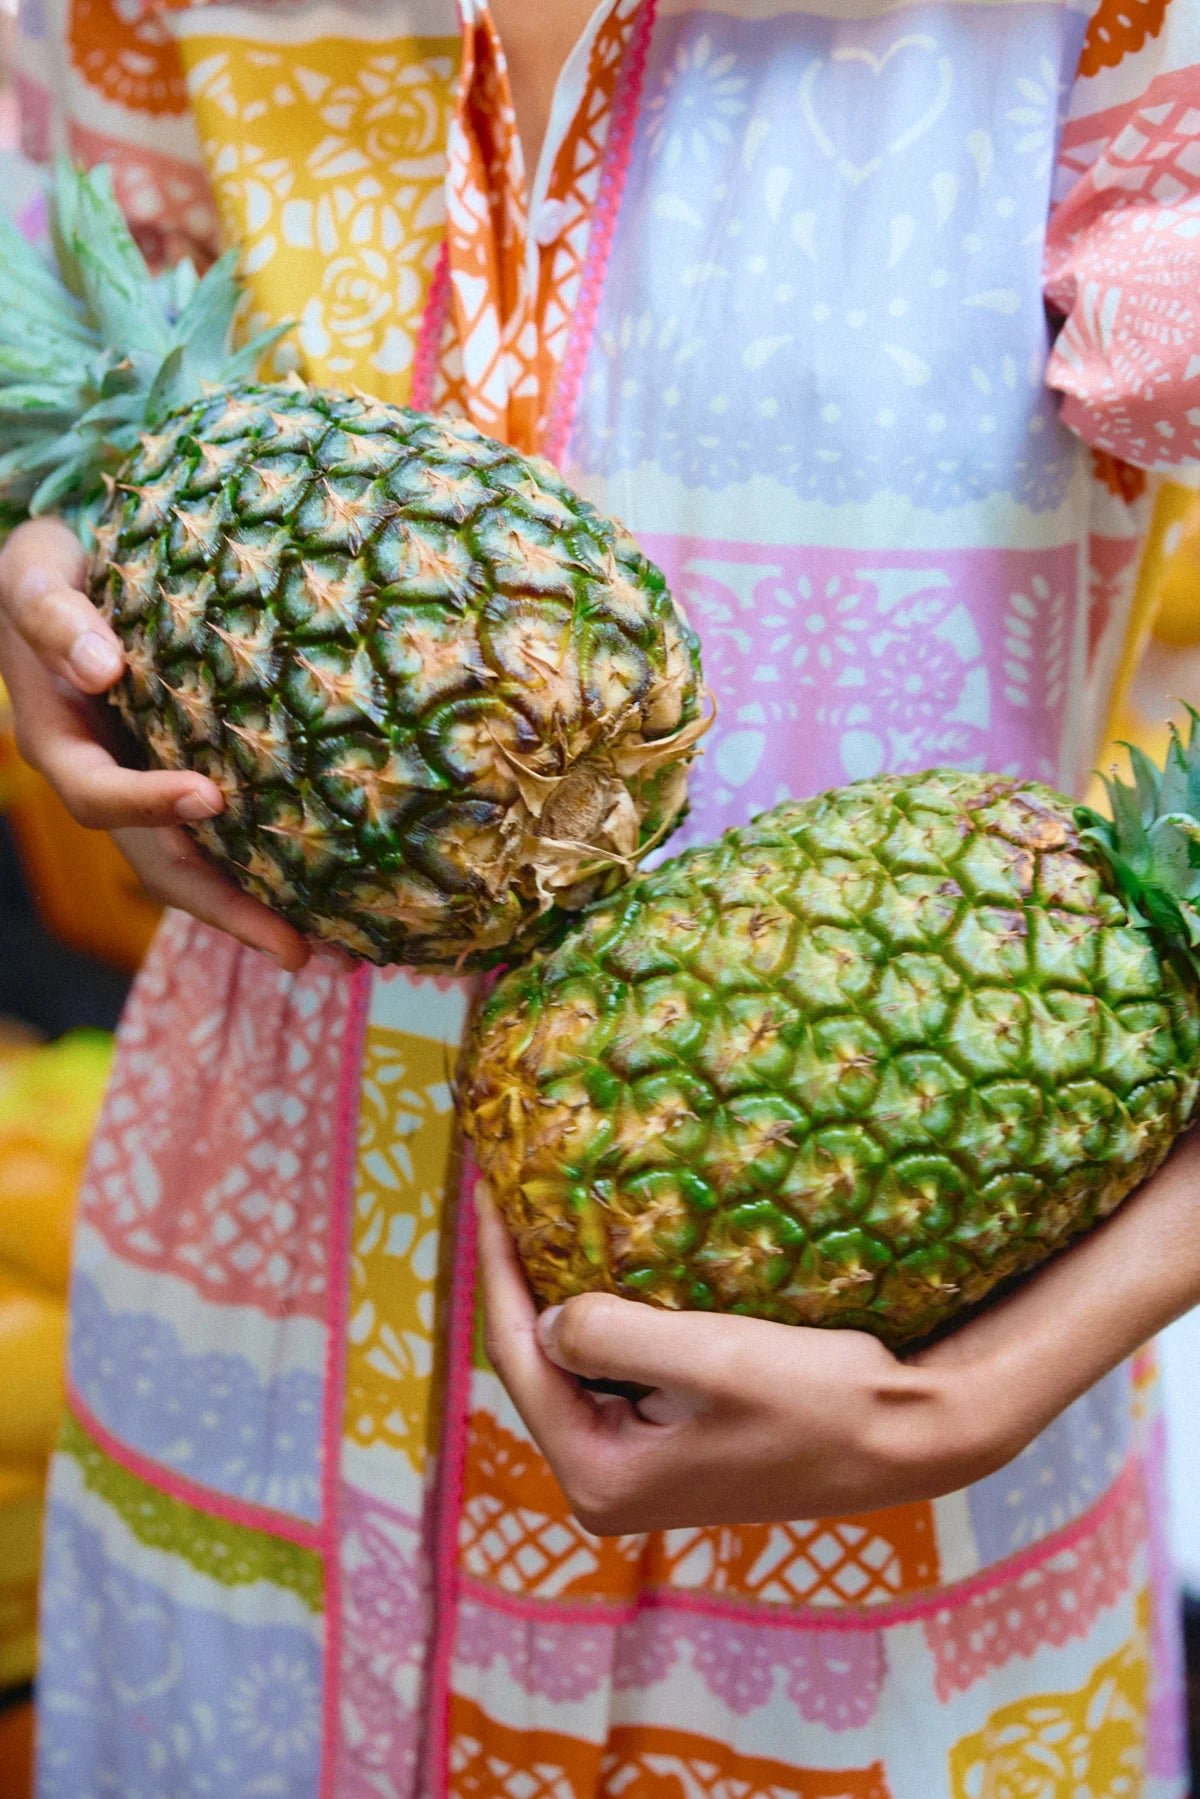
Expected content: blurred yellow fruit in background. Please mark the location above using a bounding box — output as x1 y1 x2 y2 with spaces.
0 1032 111 1693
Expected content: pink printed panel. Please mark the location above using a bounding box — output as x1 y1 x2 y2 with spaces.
924 1460 1143 1701
79 913 355 1319
455 1595 886 1728
67 117 220 267
1047 68 1200 470
336 1485 428 1799
642 536 1080 848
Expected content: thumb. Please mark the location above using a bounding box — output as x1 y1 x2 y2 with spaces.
536 1292 722 1399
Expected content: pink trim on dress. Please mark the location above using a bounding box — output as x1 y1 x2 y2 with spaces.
455 1457 1142 1637
318 964 372 1799
419 1159 481 1797
411 240 452 414
541 0 658 465
65 1382 322 1551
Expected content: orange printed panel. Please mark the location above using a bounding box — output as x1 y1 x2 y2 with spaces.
534 0 643 417
440 9 539 450
433 0 644 451
648 1506 940 1608
459 1410 645 1599
69 0 192 115
1079 0 1172 77
449 1695 893 1798
460 1410 937 1607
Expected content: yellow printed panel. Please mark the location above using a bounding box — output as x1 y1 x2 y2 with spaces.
949 1595 1148 1799
345 1024 459 1474
176 32 460 399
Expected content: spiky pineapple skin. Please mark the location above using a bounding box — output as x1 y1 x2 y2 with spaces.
90 383 704 969
460 770 1200 1347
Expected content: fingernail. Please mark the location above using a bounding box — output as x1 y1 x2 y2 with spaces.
176 789 222 821
536 1306 562 1348
69 632 123 685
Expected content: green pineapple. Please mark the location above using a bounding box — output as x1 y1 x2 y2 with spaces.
460 738 1200 1347
0 164 706 968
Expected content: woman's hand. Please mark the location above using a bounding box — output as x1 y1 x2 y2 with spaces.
477 1120 1200 1535
476 1187 1008 1535
0 517 308 970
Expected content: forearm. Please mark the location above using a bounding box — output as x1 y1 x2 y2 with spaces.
917 1124 1200 1457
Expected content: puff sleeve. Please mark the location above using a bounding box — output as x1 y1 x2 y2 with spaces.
1044 2 1200 474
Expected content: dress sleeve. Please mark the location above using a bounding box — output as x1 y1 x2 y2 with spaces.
13 0 220 270
1044 3 1200 474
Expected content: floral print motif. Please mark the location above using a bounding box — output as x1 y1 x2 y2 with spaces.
344 1025 457 1474
570 7 1080 512
928 1459 1143 1700
175 24 460 394
38 1491 323 1798
76 914 352 1319
948 1603 1150 1799
69 1274 324 1519
640 538 1078 848
68 0 191 115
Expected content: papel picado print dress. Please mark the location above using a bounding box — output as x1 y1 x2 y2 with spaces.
14 0 1200 1793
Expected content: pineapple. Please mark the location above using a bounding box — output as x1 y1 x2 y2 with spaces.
460 740 1200 1347
0 164 706 968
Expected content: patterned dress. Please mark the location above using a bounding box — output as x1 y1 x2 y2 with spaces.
15 0 1200 1793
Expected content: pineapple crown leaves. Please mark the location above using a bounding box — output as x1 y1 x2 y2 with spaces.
1075 704 1200 977
0 159 292 538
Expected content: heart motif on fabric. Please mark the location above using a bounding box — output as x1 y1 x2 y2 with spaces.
799 34 954 188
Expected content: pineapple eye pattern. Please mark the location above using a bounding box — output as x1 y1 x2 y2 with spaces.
462 769 1200 1348
99 388 708 970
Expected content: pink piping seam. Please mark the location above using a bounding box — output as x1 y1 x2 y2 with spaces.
64 1382 322 1551
452 1454 1141 1636
421 1161 481 1796
411 240 452 413
317 962 372 1799
540 0 659 466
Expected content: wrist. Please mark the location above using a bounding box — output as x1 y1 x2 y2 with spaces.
876 1354 1029 1500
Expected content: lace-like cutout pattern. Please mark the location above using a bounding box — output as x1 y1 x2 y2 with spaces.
458 1595 886 1725
61 1408 324 1613
927 1461 1143 1700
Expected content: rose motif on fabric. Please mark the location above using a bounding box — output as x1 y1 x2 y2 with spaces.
297 240 430 378
320 60 453 167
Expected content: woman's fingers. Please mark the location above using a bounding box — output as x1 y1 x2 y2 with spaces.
0 517 124 694
476 1188 595 1431
0 624 224 829
535 1291 732 1399
33 703 224 829
111 825 310 972
0 520 307 971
